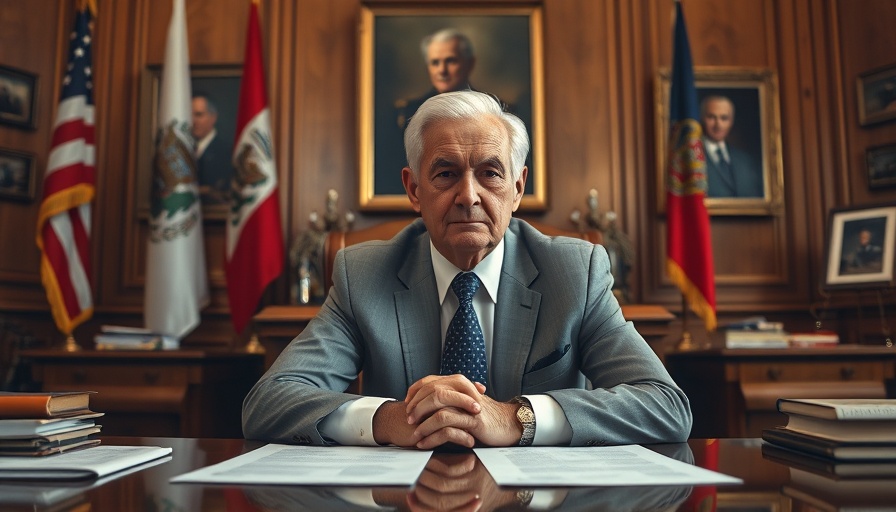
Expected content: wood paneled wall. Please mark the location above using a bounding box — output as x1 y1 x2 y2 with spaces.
0 0 893 348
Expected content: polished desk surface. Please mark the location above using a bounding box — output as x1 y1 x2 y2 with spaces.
1 436 886 511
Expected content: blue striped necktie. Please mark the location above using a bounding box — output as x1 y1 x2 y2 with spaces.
440 272 488 386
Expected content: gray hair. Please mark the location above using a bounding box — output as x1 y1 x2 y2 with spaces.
192 92 218 116
420 28 475 62
404 90 529 183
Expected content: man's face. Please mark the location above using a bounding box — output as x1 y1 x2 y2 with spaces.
859 230 872 246
702 99 734 143
402 115 526 270
191 97 217 140
426 39 474 94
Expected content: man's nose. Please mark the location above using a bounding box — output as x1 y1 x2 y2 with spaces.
454 173 481 206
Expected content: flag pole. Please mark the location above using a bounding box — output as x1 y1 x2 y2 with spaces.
63 334 81 352
677 293 697 350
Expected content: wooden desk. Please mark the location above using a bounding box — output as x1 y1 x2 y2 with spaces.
0 437 805 511
666 346 896 438
253 304 675 367
19 350 264 438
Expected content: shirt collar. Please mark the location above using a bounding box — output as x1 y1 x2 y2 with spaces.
430 238 504 305
195 128 218 156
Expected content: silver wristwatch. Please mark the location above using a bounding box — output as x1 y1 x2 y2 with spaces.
511 396 536 446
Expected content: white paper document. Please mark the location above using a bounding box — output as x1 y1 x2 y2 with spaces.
171 444 432 486
474 445 742 486
0 445 173 481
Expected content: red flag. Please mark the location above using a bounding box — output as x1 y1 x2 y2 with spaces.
226 0 285 334
665 1 716 331
36 1 96 335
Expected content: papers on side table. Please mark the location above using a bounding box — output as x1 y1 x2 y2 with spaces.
171 444 432 486
473 445 743 486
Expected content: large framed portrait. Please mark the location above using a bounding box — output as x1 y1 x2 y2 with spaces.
0 64 38 130
823 204 896 290
137 64 242 219
857 62 896 127
358 4 546 211
655 67 784 216
0 148 36 201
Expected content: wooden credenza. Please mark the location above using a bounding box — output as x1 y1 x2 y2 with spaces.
19 349 264 438
665 346 896 438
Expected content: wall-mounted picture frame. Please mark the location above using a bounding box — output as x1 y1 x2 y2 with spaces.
137 64 242 219
0 64 37 130
823 204 896 290
358 3 546 211
857 62 896 127
866 143 896 189
655 67 784 216
0 148 36 201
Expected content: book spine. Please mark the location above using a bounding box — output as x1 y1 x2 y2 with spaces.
0 396 51 418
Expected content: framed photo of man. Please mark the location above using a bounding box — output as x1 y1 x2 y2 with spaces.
358 4 546 211
823 204 895 290
655 67 784 216
137 64 241 219
0 64 37 130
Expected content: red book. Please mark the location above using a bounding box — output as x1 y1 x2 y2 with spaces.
0 392 94 419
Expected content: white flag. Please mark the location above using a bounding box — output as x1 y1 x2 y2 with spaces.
144 0 209 338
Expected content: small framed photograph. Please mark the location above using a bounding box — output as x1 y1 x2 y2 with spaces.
0 148 36 201
866 143 896 189
823 204 896 290
655 67 784 215
137 64 242 219
0 64 38 130
857 62 896 127
358 3 546 211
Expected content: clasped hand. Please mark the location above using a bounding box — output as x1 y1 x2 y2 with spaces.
372 374 522 449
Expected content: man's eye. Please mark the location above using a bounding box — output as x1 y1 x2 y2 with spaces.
482 170 502 178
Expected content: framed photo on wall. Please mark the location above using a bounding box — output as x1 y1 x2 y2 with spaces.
358 4 546 211
823 204 896 290
137 64 242 219
655 67 784 216
857 62 896 127
0 64 37 130
866 143 896 189
0 148 36 201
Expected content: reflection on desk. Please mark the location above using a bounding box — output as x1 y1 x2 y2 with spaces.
0 437 850 511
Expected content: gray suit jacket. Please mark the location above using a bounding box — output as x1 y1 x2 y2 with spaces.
242 219 692 446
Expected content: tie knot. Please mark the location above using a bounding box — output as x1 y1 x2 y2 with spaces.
451 272 480 304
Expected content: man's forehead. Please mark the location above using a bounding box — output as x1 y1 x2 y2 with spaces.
421 117 511 165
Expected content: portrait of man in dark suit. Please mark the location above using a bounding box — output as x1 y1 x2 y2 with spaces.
699 94 764 198
368 11 537 200
191 92 236 205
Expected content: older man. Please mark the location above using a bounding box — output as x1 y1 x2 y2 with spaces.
243 90 691 448
700 95 763 198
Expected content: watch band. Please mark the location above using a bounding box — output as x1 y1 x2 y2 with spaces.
511 396 536 446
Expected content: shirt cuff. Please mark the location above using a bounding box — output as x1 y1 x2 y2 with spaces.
525 394 573 446
318 396 392 446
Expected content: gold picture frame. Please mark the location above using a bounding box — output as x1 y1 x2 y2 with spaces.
137 64 242 220
358 4 546 211
655 67 784 216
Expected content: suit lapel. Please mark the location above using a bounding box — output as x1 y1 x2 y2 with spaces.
395 233 441 385
492 224 541 399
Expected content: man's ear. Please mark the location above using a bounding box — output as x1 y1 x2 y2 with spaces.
402 167 422 213
511 166 528 212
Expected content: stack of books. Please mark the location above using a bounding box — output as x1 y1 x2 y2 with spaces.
0 391 103 456
94 325 179 351
787 330 840 348
724 316 789 349
761 398 896 478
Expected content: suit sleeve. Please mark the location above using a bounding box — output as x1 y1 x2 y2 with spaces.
242 249 366 445
544 245 693 445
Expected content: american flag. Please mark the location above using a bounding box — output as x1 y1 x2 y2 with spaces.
36 2 96 335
